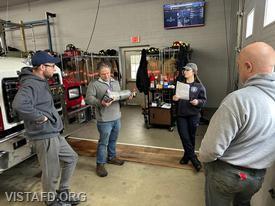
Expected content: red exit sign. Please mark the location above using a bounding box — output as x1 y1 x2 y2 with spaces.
131 36 140 43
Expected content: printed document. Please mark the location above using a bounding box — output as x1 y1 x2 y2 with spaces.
176 81 190 100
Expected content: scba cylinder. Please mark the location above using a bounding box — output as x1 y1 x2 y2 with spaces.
107 90 132 101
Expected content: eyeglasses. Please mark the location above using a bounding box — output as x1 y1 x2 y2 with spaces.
183 68 193 73
43 64 55 68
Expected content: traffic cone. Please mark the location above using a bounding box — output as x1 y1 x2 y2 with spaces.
80 96 86 106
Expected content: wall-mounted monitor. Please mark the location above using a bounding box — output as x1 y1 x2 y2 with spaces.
163 1 206 29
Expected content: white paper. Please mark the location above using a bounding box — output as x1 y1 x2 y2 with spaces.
161 103 171 109
176 81 190 100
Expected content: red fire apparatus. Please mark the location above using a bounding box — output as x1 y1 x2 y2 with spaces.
62 45 90 123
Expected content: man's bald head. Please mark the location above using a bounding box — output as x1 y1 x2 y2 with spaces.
237 42 275 83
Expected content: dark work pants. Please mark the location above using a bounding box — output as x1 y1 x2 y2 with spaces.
177 115 200 160
204 160 266 206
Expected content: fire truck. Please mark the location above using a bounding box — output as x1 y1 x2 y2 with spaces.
62 44 91 123
0 57 64 173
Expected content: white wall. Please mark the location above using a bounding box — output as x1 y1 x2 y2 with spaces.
242 0 275 45
0 0 232 108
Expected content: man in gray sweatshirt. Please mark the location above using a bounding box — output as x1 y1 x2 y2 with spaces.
199 42 275 206
12 51 79 206
85 61 126 177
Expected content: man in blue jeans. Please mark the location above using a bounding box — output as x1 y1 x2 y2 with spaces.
199 42 275 206
85 61 125 177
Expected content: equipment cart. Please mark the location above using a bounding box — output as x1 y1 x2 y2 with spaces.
144 87 176 131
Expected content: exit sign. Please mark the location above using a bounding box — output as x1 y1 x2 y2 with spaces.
131 36 140 43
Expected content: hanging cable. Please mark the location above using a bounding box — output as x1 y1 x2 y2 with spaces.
27 0 31 11
85 0 101 52
5 0 9 22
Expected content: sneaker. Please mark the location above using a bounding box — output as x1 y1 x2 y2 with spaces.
96 163 108 177
107 157 125 166
179 155 189 165
56 189 80 206
190 156 202 172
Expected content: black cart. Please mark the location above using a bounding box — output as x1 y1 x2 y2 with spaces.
143 87 176 131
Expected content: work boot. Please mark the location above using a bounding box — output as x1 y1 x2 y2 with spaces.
179 155 189 165
56 189 80 205
107 157 125 166
190 156 202 172
96 163 108 177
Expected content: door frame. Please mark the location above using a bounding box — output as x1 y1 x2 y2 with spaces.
119 45 149 90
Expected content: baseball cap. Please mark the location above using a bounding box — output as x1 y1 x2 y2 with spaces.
31 51 60 67
183 63 198 73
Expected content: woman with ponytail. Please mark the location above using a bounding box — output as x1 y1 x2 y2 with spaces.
173 63 207 172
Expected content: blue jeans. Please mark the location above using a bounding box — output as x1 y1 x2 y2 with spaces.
96 119 121 164
204 160 266 206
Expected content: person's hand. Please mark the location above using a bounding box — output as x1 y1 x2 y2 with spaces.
173 95 180 101
190 99 199 106
128 91 136 100
101 100 114 107
128 94 134 100
128 89 137 100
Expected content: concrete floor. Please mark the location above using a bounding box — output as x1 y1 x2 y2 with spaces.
65 105 209 151
0 106 210 206
0 156 205 206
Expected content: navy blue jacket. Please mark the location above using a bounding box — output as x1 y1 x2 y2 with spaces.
176 81 207 117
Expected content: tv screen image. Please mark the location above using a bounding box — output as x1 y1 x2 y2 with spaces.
68 87 80 100
163 1 205 29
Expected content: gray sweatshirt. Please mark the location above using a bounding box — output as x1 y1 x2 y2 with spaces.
85 78 121 122
12 67 63 140
199 73 275 169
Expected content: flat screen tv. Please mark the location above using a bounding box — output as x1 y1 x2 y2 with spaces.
163 1 206 29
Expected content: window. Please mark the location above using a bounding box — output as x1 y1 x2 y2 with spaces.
264 0 275 27
246 9 254 38
130 54 141 80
